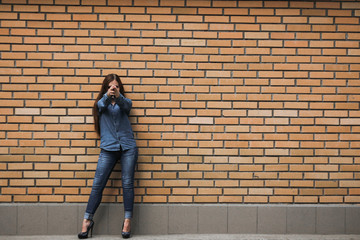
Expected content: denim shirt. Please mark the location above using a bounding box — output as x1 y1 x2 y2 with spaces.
97 93 136 151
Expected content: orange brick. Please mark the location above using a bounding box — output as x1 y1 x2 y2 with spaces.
244 196 268 203
219 196 244 203
14 195 38 202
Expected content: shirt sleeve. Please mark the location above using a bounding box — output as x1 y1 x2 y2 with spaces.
115 94 132 115
97 93 112 113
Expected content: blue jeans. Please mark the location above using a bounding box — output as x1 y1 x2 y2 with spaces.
84 147 138 220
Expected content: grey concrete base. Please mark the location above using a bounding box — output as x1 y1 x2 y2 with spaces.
0 235 360 240
0 204 359 235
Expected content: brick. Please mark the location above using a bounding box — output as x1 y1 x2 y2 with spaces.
10 179 35 187
244 32 269 39
19 12 45 20
250 8 274 15
14 196 38 202
244 196 268 203
198 7 223 15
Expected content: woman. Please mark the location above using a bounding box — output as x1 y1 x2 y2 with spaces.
78 74 138 239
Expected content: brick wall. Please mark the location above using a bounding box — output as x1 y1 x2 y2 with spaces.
0 0 359 205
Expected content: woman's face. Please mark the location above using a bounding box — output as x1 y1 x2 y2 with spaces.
108 80 119 90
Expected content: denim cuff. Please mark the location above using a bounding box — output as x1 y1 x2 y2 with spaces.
84 212 94 220
124 211 132 219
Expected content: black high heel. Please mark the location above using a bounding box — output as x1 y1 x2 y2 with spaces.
78 219 94 239
121 221 131 239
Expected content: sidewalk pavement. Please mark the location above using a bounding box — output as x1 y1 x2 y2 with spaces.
0 235 359 240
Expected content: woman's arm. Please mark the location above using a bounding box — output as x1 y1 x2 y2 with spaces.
97 93 112 113
115 94 132 115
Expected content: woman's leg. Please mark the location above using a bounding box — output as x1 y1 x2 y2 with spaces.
84 150 120 220
120 147 138 220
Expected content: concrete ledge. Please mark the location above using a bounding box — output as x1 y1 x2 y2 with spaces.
0 204 359 235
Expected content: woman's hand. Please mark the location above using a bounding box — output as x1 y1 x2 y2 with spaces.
107 84 120 99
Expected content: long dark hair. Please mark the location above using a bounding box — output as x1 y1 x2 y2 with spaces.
93 74 125 136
